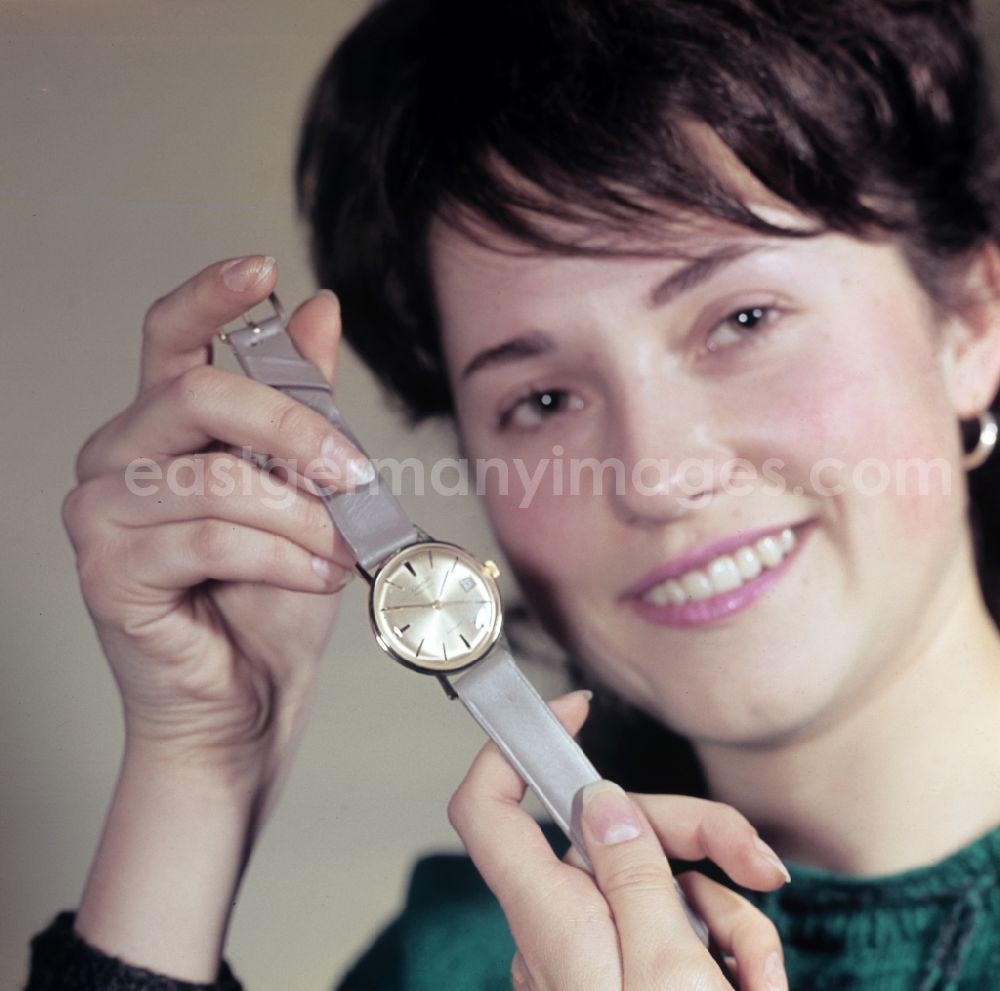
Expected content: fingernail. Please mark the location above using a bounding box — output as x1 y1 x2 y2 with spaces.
319 436 376 487
582 781 641 845
347 457 377 485
764 950 788 991
575 689 594 702
753 834 792 883
316 288 339 308
221 255 275 292
312 556 333 581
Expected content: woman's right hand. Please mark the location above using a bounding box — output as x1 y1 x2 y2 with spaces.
61 256 366 794
449 694 790 991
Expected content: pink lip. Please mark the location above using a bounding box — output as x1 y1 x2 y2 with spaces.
625 521 814 629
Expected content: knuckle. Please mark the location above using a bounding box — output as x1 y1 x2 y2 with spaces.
734 904 781 944
73 436 97 484
61 481 110 550
265 529 292 571
60 484 87 538
600 860 671 901
171 364 217 412
446 787 473 835
697 801 753 849
141 293 171 340
188 452 235 508
274 399 320 450
306 498 338 551
714 801 753 833
190 519 240 563
73 418 117 483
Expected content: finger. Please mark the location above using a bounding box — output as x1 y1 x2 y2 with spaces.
447 692 592 908
581 782 728 987
632 794 790 890
75 366 372 491
69 453 356 571
286 290 342 385
123 519 349 596
140 256 278 392
677 872 787 991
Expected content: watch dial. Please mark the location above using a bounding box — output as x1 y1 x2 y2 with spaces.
370 542 502 673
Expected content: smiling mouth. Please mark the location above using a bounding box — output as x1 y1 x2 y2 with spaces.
639 526 798 607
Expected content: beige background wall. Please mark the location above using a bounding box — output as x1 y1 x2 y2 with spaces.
3 2 1000 988
0 2 567 986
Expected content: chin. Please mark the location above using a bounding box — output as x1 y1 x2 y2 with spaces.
627 661 857 750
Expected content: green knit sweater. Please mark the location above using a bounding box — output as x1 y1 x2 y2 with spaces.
26 825 1000 990
337 825 1000 991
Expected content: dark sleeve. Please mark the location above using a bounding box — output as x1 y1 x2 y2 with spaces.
25 912 244 991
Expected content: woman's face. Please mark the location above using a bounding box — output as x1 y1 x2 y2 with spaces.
430 208 978 748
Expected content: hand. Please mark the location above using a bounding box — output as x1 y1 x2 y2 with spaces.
61 257 365 796
448 693 789 991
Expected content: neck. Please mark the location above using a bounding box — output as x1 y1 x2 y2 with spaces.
696 559 1000 877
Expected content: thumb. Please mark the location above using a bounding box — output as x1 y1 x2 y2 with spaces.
287 289 343 384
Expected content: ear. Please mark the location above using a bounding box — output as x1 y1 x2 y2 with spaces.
937 241 1000 418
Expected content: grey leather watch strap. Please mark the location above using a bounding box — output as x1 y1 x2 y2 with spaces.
224 315 417 573
451 642 711 947
451 641 601 856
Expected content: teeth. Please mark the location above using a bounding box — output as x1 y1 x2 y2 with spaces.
642 527 798 607
707 556 743 593
755 535 782 568
681 571 714 602
733 546 762 580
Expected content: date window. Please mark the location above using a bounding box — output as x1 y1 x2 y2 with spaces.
460 576 476 592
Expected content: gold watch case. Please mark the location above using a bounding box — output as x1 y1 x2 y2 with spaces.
368 541 503 674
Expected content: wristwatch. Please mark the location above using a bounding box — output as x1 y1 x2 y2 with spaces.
221 296 711 948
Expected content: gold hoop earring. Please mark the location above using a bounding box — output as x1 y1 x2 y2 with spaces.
962 410 998 471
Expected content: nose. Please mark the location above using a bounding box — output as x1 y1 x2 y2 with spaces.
605 387 734 527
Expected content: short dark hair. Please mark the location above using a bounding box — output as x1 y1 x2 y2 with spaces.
296 0 1000 699
297 0 999 414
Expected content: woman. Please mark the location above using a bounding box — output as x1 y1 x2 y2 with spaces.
29 0 1000 988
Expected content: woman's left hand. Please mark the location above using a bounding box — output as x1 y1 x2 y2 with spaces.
448 692 789 991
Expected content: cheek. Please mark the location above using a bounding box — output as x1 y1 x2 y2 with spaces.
478 460 599 578
762 316 959 538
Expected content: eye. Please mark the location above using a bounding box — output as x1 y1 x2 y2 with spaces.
498 388 584 430
705 304 780 352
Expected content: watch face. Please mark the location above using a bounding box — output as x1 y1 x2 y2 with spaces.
369 541 503 674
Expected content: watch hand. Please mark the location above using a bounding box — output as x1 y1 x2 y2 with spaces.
381 599 491 612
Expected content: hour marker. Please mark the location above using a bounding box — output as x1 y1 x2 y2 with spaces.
459 634 471 649
442 643 448 662
427 548 434 567
405 562 417 577
392 624 410 637
416 638 424 657
460 576 476 592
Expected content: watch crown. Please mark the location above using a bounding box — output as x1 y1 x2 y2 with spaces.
482 560 501 579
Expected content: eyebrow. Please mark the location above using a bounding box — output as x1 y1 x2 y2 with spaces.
460 330 558 380
648 244 760 308
459 243 761 380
